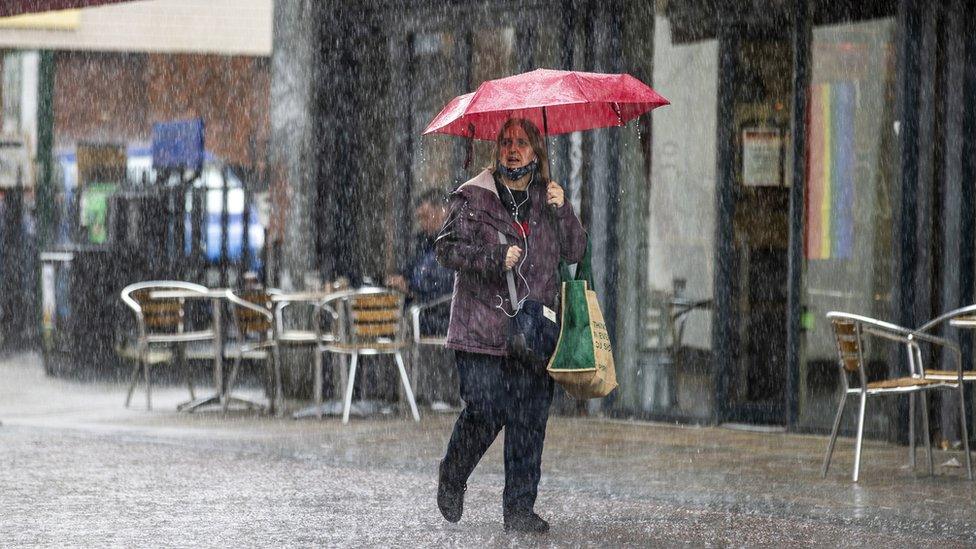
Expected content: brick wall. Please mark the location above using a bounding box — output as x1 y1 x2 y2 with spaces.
54 50 270 167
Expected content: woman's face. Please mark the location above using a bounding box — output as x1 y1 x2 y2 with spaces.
497 124 536 170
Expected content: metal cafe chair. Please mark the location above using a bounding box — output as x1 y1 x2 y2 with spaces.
915 304 976 467
407 294 452 398
270 291 340 419
321 286 419 424
822 312 971 481
119 281 215 410
223 289 283 415
916 304 976 384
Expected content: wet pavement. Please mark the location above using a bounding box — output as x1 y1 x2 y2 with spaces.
1 351 975 547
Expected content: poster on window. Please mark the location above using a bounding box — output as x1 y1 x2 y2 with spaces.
742 128 782 187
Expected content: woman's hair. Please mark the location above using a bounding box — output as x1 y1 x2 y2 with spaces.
491 118 550 182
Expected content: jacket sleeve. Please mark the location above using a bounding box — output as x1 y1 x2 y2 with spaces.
553 201 587 263
435 195 509 276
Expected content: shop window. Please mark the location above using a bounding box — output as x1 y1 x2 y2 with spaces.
641 15 719 419
800 18 899 429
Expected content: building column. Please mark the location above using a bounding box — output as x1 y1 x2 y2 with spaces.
711 6 738 425
270 0 323 289
612 0 655 414
36 50 55 248
786 0 811 429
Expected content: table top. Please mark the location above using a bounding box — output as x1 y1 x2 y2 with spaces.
149 288 229 299
148 288 340 302
270 291 335 303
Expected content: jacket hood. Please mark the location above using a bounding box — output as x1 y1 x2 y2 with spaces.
454 169 498 199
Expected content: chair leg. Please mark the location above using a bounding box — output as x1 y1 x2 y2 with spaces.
909 392 916 470
394 351 420 422
959 383 973 480
272 343 284 418
314 344 323 420
410 344 419 405
124 355 142 408
223 348 244 413
822 393 848 478
143 352 152 411
853 392 867 482
921 391 934 476
182 345 195 401
342 353 359 425
337 354 348 402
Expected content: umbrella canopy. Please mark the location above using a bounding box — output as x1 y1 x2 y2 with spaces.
423 68 668 140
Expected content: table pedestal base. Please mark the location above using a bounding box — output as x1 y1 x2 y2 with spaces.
178 394 266 413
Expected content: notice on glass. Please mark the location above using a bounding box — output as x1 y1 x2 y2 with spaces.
42 264 55 331
742 128 782 187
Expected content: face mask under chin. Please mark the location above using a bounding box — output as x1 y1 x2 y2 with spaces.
496 159 538 181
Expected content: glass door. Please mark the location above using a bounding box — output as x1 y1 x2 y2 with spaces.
725 33 794 425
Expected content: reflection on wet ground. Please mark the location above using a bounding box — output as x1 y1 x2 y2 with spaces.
1 352 974 546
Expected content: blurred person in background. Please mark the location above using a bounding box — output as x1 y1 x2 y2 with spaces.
386 187 458 408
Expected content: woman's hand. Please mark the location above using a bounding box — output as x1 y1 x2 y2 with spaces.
504 245 523 270
546 181 565 208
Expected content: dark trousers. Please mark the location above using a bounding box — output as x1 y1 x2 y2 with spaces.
441 350 555 514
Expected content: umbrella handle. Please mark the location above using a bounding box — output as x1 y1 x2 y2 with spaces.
542 106 555 202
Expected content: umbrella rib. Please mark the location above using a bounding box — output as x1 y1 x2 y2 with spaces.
571 72 595 103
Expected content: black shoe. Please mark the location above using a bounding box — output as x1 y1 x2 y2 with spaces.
503 511 549 533
437 461 465 523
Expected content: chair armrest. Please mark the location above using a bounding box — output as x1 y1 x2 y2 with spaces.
409 295 452 343
916 304 976 333
409 295 452 317
828 311 962 379
225 290 274 322
828 311 956 348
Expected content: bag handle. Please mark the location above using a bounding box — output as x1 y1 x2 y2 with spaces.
574 239 595 289
497 230 520 311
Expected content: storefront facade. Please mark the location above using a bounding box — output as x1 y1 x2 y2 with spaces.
273 0 976 439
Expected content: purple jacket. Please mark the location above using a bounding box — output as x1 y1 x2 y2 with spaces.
436 169 587 356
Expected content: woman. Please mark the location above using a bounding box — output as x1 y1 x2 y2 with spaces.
435 118 586 533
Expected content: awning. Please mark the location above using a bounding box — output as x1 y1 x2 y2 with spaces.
664 0 896 44
0 0 136 18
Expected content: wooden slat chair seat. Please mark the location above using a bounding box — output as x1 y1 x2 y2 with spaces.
866 377 944 391
922 370 976 381
328 341 408 353
822 312 972 482
320 287 419 424
119 281 215 410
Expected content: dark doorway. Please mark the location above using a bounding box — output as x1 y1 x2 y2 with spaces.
725 31 793 425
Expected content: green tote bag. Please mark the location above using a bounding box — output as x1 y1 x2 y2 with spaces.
547 243 618 399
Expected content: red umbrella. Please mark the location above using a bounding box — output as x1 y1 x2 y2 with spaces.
0 0 135 17
423 68 669 141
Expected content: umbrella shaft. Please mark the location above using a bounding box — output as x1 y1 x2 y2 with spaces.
542 106 553 181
